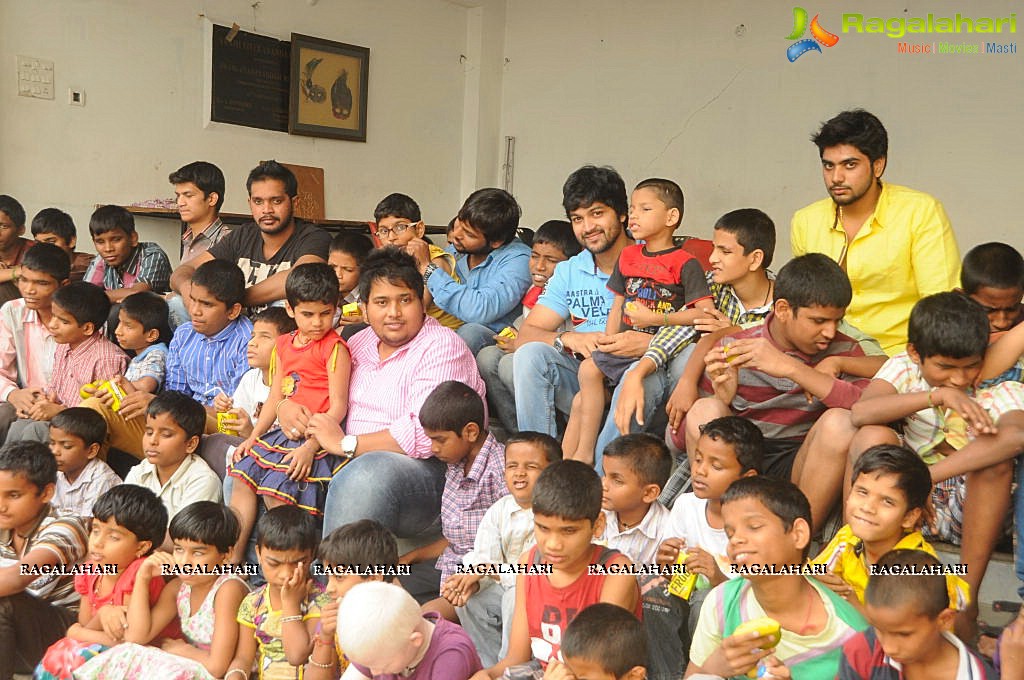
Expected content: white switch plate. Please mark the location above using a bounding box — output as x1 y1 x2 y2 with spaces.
17 55 55 100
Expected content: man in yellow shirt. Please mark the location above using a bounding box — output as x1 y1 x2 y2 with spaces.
791 109 960 354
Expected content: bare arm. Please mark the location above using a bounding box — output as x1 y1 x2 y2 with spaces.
170 250 213 294
981 323 1024 380
243 254 326 307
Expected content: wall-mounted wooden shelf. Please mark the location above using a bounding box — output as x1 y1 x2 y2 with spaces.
121 206 448 235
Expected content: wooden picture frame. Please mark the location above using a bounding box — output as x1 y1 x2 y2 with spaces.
288 33 369 142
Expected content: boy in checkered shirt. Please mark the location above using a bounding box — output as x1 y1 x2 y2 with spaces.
406 381 507 623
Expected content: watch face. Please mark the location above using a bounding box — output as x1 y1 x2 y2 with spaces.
553 335 564 352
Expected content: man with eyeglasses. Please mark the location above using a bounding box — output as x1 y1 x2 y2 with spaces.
169 160 330 314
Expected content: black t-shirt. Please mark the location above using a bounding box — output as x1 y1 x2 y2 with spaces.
209 220 331 289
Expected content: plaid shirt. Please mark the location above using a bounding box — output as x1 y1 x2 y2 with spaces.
642 271 775 369
437 433 509 584
181 218 231 263
84 241 172 293
49 334 128 406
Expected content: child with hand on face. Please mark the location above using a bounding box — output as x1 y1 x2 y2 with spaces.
327 231 374 338
228 263 351 562
226 506 331 680
372 192 462 329
72 501 250 680
305 519 401 679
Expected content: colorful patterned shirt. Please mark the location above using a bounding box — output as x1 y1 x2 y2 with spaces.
84 241 172 294
124 342 168 389
873 352 1024 463
0 505 88 607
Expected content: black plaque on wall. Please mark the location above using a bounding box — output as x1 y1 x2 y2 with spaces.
211 24 290 132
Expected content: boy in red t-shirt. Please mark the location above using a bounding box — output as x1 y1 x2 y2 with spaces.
471 460 639 680
564 179 713 466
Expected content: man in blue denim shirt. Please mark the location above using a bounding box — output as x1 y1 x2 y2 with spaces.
411 188 531 355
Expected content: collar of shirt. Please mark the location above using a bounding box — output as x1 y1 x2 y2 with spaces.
60 458 106 492
135 342 169 361
831 181 890 237
182 218 225 248
15 299 52 331
453 433 501 484
195 317 251 344
139 453 198 490
65 332 104 359
604 502 667 540
568 249 605 278
114 243 144 275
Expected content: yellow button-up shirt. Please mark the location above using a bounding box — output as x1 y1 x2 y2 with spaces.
791 183 960 354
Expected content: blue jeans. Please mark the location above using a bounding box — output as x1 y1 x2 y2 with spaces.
512 341 582 436
594 344 695 471
166 293 191 330
456 323 497 356
322 451 446 538
477 345 517 433
1016 456 1024 597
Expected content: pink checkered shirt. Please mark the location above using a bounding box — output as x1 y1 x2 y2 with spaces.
49 334 128 406
438 432 508 583
345 315 485 458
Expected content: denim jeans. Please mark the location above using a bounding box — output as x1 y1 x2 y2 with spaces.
593 344 695 471
322 451 446 538
1016 456 1024 597
512 341 582 436
456 323 497 356
477 345 517 433
166 293 191 330
457 582 516 667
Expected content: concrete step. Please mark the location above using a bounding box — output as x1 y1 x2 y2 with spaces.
934 543 1019 630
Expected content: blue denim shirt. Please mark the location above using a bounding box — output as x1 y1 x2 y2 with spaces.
427 239 532 332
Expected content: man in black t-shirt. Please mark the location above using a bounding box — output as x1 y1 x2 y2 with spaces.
169 160 330 313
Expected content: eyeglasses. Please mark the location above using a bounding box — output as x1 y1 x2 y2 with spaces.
375 222 416 238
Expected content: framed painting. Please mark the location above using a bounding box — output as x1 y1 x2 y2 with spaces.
288 33 369 142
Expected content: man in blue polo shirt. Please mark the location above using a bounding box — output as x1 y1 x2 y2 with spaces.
513 165 650 436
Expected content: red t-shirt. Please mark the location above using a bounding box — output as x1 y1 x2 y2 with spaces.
523 545 640 667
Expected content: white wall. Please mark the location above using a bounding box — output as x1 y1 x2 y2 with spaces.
2 0 1022 265
499 0 1024 261
0 0 473 259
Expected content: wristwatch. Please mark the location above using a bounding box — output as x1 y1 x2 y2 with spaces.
422 263 439 284
341 434 358 459
553 331 567 353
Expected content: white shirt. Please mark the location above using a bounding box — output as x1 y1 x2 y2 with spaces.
599 501 670 566
462 494 535 590
231 367 271 426
124 454 222 520
664 493 736 579
54 458 121 518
